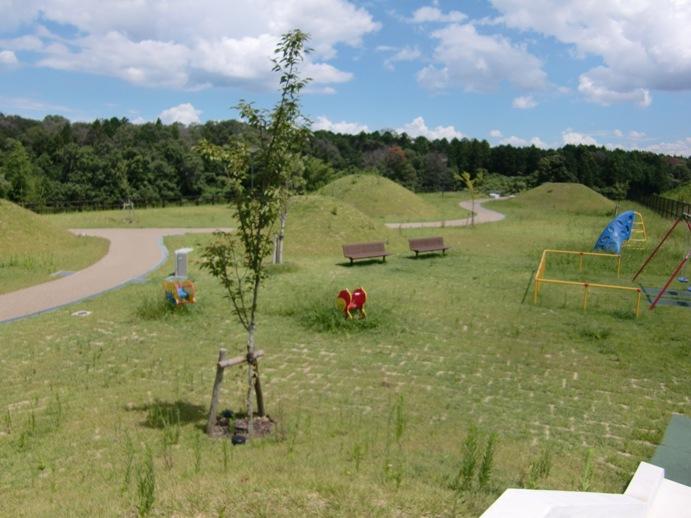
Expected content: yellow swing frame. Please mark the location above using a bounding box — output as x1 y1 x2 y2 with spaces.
533 249 642 317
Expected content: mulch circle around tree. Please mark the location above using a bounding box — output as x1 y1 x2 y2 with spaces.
210 412 274 443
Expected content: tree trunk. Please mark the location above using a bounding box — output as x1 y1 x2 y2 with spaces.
273 209 287 264
471 195 475 227
246 323 256 436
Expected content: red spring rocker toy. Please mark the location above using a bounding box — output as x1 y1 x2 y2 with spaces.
336 287 367 320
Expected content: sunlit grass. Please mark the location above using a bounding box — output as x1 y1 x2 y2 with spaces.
44 202 238 229
0 185 688 516
0 200 108 294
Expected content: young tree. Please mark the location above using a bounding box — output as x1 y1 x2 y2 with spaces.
456 169 484 227
273 154 305 264
197 29 311 433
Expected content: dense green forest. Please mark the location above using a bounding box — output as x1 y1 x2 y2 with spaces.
0 113 689 211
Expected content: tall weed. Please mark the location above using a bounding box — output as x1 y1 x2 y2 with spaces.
136 447 155 516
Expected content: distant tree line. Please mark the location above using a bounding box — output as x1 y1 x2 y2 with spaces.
0 113 689 210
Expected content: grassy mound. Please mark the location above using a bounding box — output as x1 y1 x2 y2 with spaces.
511 182 615 215
319 174 440 221
0 200 108 293
664 182 691 202
284 194 404 257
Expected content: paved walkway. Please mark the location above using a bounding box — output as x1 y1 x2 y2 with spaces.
0 228 230 323
385 197 508 229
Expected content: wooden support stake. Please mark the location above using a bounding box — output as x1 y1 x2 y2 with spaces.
252 361 265 417
218 349 264 369
206 348 227 435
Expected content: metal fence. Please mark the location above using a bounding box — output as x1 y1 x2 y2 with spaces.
635 194 691 219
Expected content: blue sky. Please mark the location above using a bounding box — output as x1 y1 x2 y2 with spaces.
1 0 690 156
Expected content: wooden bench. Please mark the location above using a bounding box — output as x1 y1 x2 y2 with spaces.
408 236 449 257
342 242 391 264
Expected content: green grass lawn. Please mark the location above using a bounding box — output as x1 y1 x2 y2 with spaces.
44 177 472 232
417 191 472 220
45 202 239 229
0 200 109 294
0 189 689 516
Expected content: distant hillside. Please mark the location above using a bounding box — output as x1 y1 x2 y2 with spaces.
284 195 405 257
318 174 440 221
511 182 616 215
0 200 108 293
663 182 691 202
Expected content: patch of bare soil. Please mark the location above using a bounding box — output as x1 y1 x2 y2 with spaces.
209 413 274 443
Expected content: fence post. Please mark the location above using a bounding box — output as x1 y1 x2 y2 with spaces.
638 193 686 220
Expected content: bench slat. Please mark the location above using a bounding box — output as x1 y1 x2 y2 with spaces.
408 236 449 256
342 242 390 263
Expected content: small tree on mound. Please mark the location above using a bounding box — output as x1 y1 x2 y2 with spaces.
456 169 484 227
197 29 311 433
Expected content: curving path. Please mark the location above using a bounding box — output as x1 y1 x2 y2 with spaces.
1 199 508 323
385 196 509 230
0 227 230 323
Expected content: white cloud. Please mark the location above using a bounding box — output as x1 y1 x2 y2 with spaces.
0 50 18 65
398 116 464 140
3 0 379 90
489 129 503 138
562 131 597 146
312 115 368 134
417 23 547 92
531 137 548 148
491 0 691 105
0 95 74 114
645 137 691 157
304 86 337 95
500 135 546 148
512 95 537 109
0 35 43 51
578 73 651 107
303 62 353 85
384 46 422 70
159 103 201 125
410 6 467 23
629 130 646 140
612 129 623 137
40 32 192 88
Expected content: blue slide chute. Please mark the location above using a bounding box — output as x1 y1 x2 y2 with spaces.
593 211 635 254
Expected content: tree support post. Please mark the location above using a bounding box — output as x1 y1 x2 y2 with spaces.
206 348 266 436
206 348 228 435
